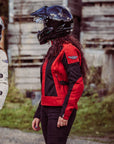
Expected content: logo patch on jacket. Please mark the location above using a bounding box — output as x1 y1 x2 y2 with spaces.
68 56 78 59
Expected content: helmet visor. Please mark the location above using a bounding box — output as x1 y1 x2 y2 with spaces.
33 17 44 32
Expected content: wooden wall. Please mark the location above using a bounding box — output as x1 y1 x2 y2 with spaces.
13 0 62 22
8 0 63 91
81 0 114 50
8 0 114 90
81 0 114 86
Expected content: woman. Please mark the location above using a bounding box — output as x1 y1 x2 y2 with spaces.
31 5 88 144
0 17 8 110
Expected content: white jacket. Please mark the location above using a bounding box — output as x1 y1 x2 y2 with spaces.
0 49 8 109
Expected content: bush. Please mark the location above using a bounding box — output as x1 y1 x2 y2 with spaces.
71 93 114 136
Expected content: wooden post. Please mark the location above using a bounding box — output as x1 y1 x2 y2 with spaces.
68 0 82 40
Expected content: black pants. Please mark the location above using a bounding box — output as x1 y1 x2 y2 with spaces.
41 106 76 144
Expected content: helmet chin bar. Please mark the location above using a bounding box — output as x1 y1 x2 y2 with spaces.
37 26 71 44
37 27 53 44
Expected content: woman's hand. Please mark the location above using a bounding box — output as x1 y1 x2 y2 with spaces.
32 118 41 131
57 116 68 128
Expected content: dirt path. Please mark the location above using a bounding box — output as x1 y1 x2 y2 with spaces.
0 127 112 144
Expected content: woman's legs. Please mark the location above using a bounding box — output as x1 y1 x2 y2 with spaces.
41 106 76 144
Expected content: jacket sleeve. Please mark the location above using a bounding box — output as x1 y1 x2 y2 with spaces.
60 46 84 120
33 65 42 119
0 50 8 110
33 101 41 119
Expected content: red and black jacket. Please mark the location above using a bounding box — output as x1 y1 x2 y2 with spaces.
34 43 84 120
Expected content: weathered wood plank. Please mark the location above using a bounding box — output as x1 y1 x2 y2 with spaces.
14 1 62 7
11 62 42 67
9 50 47 57
8 36 38 44
8 23 37 33
8 44 50 50
83 16 114 22
8 33 35 37
8 33 38 44
84 41 114 45
82 0 114 2
80 30 114 34
82 21 114 28
81 36 114 42
82 27 114 31
80 31 114 41
80 34 114 43
11 56 44 67
84 48 105 67
15 67 40 77
15 83 41 90
8 43 49 56
12 56 44 60
14 67 41 90
82 5 114 17
15 77 40 83
14 0 62 3
13 1 62 16
8 34 51 46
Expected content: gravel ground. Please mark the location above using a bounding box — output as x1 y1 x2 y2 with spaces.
0 127 112 144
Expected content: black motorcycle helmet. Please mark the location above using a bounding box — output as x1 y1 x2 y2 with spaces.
31 5 73 44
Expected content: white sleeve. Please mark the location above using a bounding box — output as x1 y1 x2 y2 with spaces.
0 50 8 110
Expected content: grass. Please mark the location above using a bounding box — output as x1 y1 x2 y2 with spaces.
71 93 114 137
0 94 36 131
0 87 113 137
0 70 37 132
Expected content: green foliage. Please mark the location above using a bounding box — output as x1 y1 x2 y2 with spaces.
86 66 102 85
83 66 107 97
71 93 114 136
6 68 25 103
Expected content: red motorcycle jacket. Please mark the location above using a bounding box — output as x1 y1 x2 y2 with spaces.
34 43 84 120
